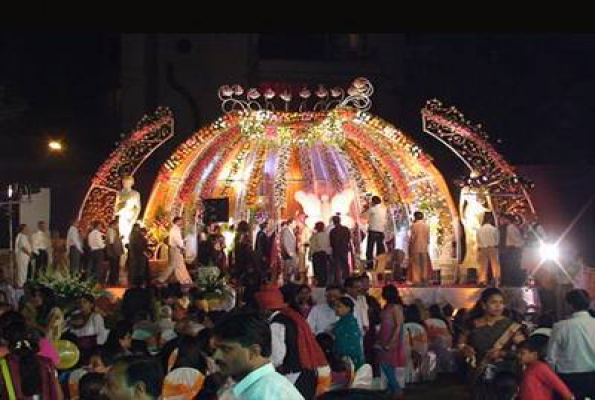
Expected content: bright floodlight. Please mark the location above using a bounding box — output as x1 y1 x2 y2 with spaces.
540 242 560 262
48 140 63 151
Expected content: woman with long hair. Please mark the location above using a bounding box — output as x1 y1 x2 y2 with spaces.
377 284 405 398
0 321 63 399
457 288 526 399
291 284 314 318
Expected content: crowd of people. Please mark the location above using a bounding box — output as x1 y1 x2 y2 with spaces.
0 266 594 399
4 194 593 399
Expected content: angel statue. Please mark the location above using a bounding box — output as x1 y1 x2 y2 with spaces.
295 189 356 230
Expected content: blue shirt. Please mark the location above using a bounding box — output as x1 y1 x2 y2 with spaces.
232 362 304 400
547 311 595 373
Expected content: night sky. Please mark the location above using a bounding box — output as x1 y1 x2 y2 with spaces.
2 34 595 174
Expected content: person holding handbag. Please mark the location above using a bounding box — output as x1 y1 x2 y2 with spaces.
457 288 526 400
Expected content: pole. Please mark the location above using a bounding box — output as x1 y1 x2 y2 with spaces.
7 197 14 285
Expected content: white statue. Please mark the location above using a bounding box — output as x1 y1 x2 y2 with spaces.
295 189 355 230
115 175 142 245
460 185 489 267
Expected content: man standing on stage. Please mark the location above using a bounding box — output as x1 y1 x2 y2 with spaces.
499 214 525 287
87 220 105 281
329 215 352 284
160 216 192 285
362 195 387 269
409 211 430 285
31 220 51 278
280 219 298 283
477 213 500 286
67 218 84 273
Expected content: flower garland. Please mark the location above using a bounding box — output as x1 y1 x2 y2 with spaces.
344 125 410 202
320 146 344 192
176 128 242 205
297 145 314 192
220 141 253 197
201 134 244 199
245 145 268 206
345 139 393 203
334 146 367 203
273 144 291 209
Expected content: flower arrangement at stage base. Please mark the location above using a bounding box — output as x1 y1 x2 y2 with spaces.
193 265 235 311
34 267 103 309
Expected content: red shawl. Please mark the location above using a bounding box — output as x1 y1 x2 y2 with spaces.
280 307 328 370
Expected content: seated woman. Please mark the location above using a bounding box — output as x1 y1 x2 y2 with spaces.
68 294 110 364
404 304 430 384
425 304 454 373
332 296 365 370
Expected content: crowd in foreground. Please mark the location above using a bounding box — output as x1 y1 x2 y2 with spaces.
0 267 593 399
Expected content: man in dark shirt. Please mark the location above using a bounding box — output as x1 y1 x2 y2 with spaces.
329 215 352 284
255 220 271 282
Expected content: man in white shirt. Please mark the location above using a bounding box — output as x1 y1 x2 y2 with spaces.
67 218 84 273
307 285 342 334
160 217 192 284
344 276 369 336
362 196 388 269
15 224 32 288
477 213 500 286
213 311 304 400
87 220 105 281
31 220 51 279
280 219 298 283
499 214 525 287
547 289 595 398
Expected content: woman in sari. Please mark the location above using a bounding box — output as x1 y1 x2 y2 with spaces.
332 296 365 370
457 288 526 400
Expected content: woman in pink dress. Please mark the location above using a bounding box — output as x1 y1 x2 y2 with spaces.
377 284 405 397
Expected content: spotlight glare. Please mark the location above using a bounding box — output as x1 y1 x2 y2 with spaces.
539 242 559 262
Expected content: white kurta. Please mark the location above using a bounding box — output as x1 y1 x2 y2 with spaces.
159 225 192 284
15 233 31 287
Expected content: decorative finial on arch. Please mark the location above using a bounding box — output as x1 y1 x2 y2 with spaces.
218 77 374 114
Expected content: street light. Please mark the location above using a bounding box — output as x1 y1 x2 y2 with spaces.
48 140 63 152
